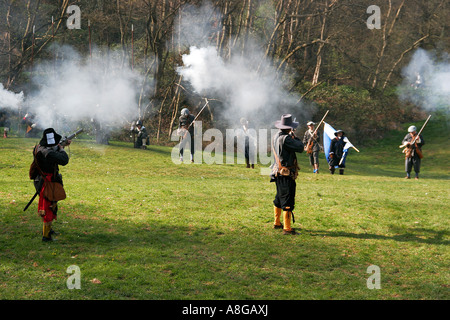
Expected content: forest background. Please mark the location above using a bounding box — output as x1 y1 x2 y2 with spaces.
0 0 448 144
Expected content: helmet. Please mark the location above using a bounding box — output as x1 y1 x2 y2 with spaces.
181 108 190 116
136 120 143 126
240 118 248 126
408 126 417 133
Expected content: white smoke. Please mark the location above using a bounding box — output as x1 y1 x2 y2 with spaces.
177 45 301 124
0 83 24 111
26 45 146 131
399 48 450 114
174 2 310 128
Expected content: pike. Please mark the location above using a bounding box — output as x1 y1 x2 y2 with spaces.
23 128 83 212
306 109 329 154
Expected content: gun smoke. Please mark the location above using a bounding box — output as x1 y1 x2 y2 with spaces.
174 2 313 129
1 44 146 134
0 83 24 111
399 48 450 115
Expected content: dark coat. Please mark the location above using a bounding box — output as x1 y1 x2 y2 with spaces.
329 137 345 166
402 133 425 158
32 145 69 192
271 130 304 181
179 114 195 136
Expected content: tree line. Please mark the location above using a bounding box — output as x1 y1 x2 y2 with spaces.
0 0 448 143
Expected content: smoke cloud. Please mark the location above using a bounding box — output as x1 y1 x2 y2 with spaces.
0 83 24 111
1 44 147 134
28 45 145 131
174 2 311 129
399 48 450 114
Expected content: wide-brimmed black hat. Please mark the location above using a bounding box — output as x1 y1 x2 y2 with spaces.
275 114 299 130
334 129 345 136
40 128 62 147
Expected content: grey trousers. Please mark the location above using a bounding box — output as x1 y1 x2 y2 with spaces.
405 156 421 174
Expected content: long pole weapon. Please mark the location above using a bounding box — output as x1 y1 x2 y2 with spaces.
182 98 209 140
398 115 431 149
306 109 329 153
312 109 329 136
187 98 209 130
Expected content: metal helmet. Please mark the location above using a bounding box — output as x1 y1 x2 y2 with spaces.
181 108 190 116
408 125 417 133
136 120 143 126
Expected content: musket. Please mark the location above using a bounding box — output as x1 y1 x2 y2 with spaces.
60 128 83 147
306 110 329 154
398 115 431 149
182 98 209 139
187 98 209 130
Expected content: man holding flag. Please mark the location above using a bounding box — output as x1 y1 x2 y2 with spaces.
323 123 358 175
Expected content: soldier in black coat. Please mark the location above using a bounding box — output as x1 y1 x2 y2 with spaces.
178 108 196 163
270 114 304 235
31 128 70 241
329 130 346 175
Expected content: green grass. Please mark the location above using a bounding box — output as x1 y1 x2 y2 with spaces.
0 119 449 300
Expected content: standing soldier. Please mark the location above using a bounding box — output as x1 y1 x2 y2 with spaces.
30 128 70 241
270 114 304 235
22 113 38 137
402 125 425 179
303 121 321 173
328 130 346 175
178 107 196 163
240 118 255 169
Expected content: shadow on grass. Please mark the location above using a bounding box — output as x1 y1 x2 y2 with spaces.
305 228 450 245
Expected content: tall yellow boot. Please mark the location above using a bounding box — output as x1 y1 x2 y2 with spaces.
42 222 52 242
283 211 296 235
273 206 283 229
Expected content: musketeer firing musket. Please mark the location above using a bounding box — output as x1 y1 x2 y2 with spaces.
177 98 209 163
25 128 73 242
400 115 430 180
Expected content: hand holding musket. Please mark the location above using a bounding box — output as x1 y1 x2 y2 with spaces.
306 110 329 154
60 129 83 147
399 115 430 159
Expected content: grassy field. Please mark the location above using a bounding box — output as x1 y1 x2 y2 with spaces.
0 119 449 300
